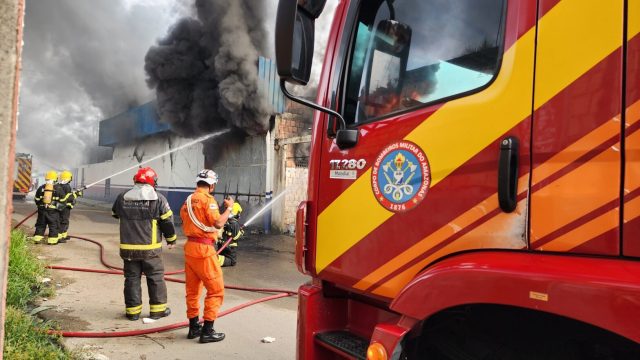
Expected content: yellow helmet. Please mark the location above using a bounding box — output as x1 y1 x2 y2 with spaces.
45 171 58 182
231 202 243 216
60 170 73 182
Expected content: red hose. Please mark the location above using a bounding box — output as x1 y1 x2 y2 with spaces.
48 266 297 295
14 210 298 338
49 293 293 338
13 209 37 230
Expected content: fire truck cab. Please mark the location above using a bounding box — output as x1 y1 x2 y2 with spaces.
276 0 640 359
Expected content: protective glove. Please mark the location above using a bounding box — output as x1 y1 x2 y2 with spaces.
74 189 83 197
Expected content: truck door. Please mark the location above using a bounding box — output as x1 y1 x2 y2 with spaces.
310 0 537 299
530 0 625 256
623 0 640 257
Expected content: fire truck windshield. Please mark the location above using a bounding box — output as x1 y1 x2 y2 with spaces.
342 0 506 124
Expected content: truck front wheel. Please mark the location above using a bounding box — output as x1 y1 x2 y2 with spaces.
405 305 640 360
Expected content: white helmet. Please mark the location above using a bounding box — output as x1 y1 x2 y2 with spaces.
196 169 218 185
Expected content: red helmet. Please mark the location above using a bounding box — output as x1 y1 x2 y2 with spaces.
133 167 158 187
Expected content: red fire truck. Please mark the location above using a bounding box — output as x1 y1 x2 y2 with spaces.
277 0 640 359
13 153 33 199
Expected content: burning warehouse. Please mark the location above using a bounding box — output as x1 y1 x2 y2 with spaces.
74 56 310 233
73 0 312 232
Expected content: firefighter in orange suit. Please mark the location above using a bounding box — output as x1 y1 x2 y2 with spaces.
180 169 233 343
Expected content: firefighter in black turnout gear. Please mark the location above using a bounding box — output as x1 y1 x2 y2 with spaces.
217 202 244 267
112 167 177 321
32 171 64 245
57 170 81 243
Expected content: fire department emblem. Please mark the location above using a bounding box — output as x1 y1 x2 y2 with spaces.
371 141 430 212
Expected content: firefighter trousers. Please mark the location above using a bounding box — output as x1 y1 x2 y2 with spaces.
184 241 224 321
59 207 71 237
218 243 237 267
123 257 168 316
34 209 60 242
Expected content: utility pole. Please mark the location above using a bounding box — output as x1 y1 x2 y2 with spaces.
0 0 25 356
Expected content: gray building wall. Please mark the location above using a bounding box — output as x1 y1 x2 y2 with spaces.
206 135 268 217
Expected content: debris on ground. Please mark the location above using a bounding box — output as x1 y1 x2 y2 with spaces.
81 353 110 360
261 336 276 343
29 305 54 315
81 345 103 351
41 277 52 284
142 317 157 324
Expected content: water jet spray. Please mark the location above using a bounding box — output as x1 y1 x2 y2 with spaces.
80 129 230 190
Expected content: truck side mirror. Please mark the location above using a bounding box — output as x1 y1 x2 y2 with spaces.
275 0 327 85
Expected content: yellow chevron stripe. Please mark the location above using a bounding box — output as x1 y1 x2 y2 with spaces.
18 168 30 179
18 172 30 185
15 178 29 187
630 0 640 40
316 168 393 271
372 200 528 298
534 0 623 109
316 0 623 274
14 181 29 190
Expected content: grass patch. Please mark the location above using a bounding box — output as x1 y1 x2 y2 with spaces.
4 229 74 359
4 306 68 360
6 230 50 307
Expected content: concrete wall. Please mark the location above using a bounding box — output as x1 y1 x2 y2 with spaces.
206 135 267 217
0 0 24 354
76 132 270 225
75 133 205 214
282 167 309 234
272 114 311 233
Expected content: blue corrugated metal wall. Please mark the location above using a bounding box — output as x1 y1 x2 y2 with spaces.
259 56 286 113
99 102 170 146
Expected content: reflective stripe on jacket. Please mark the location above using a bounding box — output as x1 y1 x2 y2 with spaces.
180 188 221 241
58 183 76 208
112 188 177 260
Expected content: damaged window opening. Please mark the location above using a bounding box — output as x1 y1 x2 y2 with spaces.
343 0 506 124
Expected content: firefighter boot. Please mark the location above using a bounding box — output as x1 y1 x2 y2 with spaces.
187 317 202 339
126 313 140 321
149 307 171 320
30 235 44 244
58 232 68 243
47 235 59 245
199 320 225 343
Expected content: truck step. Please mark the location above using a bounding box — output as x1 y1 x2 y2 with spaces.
315 330 369 360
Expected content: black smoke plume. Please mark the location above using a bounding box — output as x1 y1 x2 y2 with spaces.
144 0 271 138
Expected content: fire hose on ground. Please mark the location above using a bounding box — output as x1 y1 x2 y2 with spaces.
13 210 298 338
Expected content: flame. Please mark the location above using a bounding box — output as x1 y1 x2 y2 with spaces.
364 88 424 118
394 152 405 170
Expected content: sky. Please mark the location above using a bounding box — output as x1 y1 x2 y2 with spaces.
17 0 338 174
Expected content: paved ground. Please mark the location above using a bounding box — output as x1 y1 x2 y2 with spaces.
11 199 309 360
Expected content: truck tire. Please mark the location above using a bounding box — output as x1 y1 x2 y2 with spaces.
406 305 640 360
